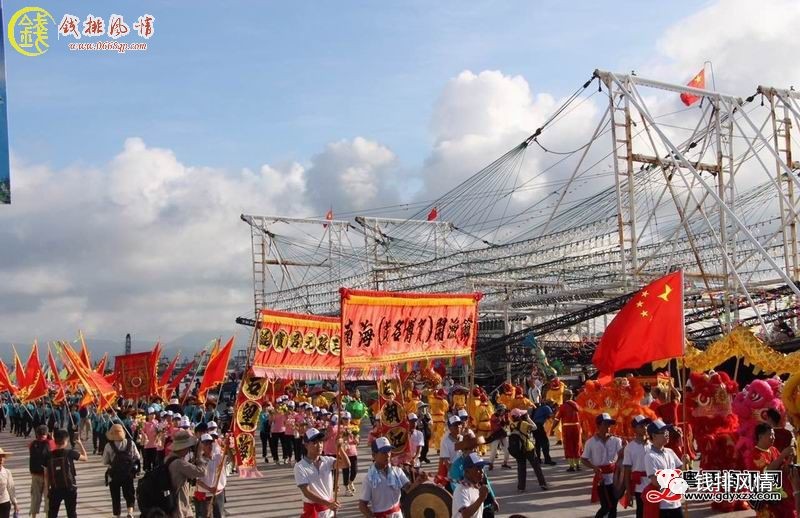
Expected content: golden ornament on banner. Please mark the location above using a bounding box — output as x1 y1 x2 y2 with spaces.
302 332 318 355
236 400 262 432
258 329 273 352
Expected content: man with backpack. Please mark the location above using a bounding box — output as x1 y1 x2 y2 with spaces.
29 425 55 518
165 429 207 518
102 423 141 518
44 428 87 518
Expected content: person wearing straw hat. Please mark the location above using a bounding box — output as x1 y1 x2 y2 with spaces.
166 429 208 518
102 423 141 518
358 437 429 518
0 447 17 518
294 427 340 518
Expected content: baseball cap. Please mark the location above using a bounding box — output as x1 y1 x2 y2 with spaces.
372 436 393 454
147 407 155 414
207 421 218 429
631 415 651 428
463 452 489 470
647 419 673 435
166 410 174 417
341 411 351 420
407 413 418 421
448 415 461 426
595 413 616 425
180 417 191 428
200 433 214 442
457 409 469 420
304 427 325 443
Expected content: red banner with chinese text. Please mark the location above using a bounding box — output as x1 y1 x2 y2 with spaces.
339 289 482 379
231 368 269 478
114 351 155 399
252 309 341 380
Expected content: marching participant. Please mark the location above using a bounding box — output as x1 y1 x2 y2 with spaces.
551 389 582 472
644 419 685 518
622 415 651 518
451 452 490 518
408 413 425 469
437 415 463 484
340 411 359 496
293 427 341 518
430 389 449 455
582 413 624 518
486 405 511 470
357 437 429 518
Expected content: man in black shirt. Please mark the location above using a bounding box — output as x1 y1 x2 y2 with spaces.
44 428 87 518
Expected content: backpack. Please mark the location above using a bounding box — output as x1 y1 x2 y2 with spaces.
29 440 51 475
137 457 178 514
109 440 135 481
46 450 76 490
507 432 523 458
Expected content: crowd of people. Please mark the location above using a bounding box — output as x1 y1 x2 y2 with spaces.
2 371 800 517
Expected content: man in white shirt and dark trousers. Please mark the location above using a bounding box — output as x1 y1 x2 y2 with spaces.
451 452 490 518
358 437 428 518
293 427 340 518
407 413 424 469
645 419 683 518
437 415 463 484
581 413 624 518
622 415 651 518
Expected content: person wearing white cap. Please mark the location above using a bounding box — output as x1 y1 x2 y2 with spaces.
623 415 652 518
294 427 342 518
194 433 226 518
358 437 429 518
644 419 686 518
339 411 360 496
407 413 424 469
451 452 490 518
166 430 207 518
142 408 159 473
437 415 463 484
581 413 623 518
508 408 548 492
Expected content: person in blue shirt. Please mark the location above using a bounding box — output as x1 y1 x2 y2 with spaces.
532 401 557 465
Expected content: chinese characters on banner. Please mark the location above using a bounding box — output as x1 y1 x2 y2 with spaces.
339 289 482 379
231 369 269 477
113 351 155 399
252 309 341 380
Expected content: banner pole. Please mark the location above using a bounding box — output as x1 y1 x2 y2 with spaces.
181 349 209 408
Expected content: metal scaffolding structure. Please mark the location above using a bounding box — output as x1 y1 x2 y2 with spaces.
241 69 800 374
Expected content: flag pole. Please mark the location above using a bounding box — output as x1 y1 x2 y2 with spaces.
181 348 210 408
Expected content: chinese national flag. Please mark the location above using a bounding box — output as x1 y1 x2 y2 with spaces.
197 337 234 404
593 271 685 381
680 69 705 106
427 207 438 221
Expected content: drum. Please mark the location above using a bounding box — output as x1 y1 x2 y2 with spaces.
401 483 452 518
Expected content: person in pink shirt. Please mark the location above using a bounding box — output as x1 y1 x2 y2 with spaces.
142 408 159 472
323 415 339 458
292 406 308 463
340 412 360 496
269 400 291 465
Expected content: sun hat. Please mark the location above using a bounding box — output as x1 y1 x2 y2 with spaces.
106 423 126 442
171 430 197 451
0 448 13 457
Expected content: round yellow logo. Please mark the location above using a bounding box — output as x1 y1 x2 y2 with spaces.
8 7 55 57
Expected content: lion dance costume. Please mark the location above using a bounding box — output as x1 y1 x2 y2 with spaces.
685 371 748 512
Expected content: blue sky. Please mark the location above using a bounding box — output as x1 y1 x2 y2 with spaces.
5 0 703 173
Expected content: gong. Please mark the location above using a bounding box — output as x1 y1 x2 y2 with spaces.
401 483 452 518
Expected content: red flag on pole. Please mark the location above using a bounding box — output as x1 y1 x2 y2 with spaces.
79 331 91 368
167 360 195 398
427 207 438 221
197 337 234 403
680 69 705 106
12 347 26 389
20 342 48 403
48 344 67 405
592 271 685 381
159 353 180 388
0 360 16 395
95 353 108 374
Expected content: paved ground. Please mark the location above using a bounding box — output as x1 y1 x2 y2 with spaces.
1 430 751 517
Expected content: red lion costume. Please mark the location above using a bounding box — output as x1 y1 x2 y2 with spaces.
577 377 656 439
686 371 747 512
732 378 785 464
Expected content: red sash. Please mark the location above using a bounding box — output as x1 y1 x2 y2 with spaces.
301 502 330 518
590 463 616 503
373 503 401 517
630 470 646 490
435 459 450 486
641 483 663 518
